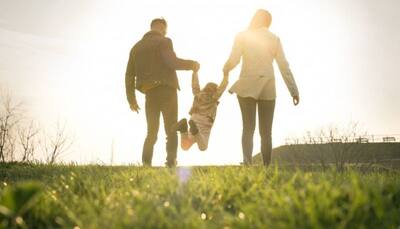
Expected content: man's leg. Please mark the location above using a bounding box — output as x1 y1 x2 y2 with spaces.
142 91 161 166
161 87 178 166
237 96 257 165
258 100 276 166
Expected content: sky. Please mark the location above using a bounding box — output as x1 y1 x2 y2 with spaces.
0 0 399 165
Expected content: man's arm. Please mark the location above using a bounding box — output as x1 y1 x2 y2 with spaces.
192 72 201 95
125 48 140 112
213 74 229 100
160 38 197 71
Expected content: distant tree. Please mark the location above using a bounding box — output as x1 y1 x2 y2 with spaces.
43 121 74 164
283 122 369 171
18 120 39 162
0 90 23 162
321 123 370 171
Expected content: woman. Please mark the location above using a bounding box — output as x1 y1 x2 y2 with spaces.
223 9 300 166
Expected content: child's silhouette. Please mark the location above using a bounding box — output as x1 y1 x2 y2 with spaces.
173 71 229 151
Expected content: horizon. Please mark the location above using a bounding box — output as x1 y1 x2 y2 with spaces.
1 0 400 166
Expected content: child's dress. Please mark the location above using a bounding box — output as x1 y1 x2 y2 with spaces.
181 72 228 151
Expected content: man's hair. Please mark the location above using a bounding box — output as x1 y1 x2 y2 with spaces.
151 18 167 28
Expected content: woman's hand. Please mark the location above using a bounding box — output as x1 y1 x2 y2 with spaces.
293 96 300 106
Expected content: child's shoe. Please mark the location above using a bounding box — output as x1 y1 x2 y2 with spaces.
173 119 188 133
188 120 199 135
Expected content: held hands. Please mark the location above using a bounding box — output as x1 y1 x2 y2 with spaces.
192 61 200 72
292 95 300 106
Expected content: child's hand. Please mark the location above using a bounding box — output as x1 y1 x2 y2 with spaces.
192 62 200 72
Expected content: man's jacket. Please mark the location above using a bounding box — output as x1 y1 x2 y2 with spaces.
125 31 195 106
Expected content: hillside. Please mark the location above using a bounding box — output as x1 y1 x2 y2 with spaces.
253 143 400 167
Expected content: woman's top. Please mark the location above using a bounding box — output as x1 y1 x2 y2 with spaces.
224 28 299 100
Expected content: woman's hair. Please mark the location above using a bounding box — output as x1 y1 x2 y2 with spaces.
248 9 272 30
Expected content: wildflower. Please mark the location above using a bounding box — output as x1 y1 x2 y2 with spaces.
15 216 24 225
127 208 134 216
201 212 207 220
238 212 245 220
163 201 170 207
129 178 134 182
2 182 7 186
132 190 140 197
65 185 69 189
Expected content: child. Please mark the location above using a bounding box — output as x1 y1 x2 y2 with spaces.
174 71 229 151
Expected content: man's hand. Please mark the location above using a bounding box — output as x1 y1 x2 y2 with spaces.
293 95 300 106
192 61 200 72
130 102 141 113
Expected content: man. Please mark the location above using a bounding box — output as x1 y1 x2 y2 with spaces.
125 18 200 167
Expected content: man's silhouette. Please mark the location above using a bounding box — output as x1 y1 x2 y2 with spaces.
125 18 200 167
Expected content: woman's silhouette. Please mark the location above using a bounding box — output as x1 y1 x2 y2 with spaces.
223 9 300 166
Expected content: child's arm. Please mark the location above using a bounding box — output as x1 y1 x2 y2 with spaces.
192 71 201 95
213 74 229 100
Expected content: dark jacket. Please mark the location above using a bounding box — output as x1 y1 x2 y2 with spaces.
125 31 195 106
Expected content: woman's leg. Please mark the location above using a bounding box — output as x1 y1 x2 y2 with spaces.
238 96 257 165
258 100 276 166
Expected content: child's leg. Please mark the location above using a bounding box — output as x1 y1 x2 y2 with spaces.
189 116 213 151
194 128 211 151
180 132 195 151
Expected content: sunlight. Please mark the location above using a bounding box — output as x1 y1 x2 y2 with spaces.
2 0 395 166
58 0 353 166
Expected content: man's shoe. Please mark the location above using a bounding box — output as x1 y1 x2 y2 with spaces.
172 119 188 133
189 120 199 135
165 160 177 168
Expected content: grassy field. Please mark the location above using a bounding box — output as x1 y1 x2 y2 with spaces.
0 163 400 228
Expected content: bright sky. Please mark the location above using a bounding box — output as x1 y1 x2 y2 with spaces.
1 0 399 165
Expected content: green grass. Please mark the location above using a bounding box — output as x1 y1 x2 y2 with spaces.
1 163 400 228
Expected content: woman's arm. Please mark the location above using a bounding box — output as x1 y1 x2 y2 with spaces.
213 74 229 100
223 34 243 75
275 38 299 99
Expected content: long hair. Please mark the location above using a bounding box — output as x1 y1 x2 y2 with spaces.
248 9 272 30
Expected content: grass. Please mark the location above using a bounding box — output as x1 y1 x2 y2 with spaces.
0 163 400 228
